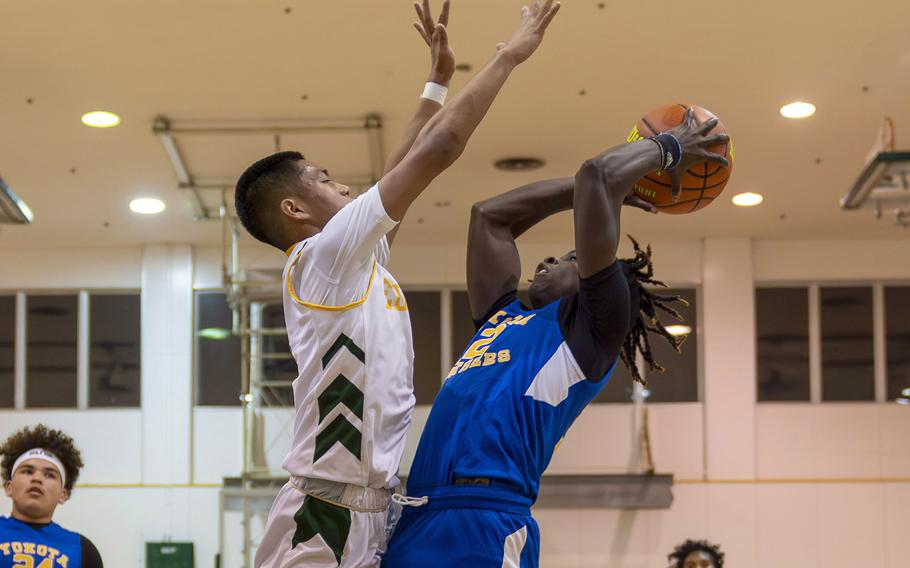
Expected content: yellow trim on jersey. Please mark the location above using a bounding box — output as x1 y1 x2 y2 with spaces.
285 243 298 257
285 248 377 311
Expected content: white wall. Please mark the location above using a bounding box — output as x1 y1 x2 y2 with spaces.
2 239 910 567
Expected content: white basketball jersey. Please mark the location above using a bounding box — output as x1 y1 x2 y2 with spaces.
281 186 415 489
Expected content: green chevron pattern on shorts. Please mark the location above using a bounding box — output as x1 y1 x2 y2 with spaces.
292 495 352 565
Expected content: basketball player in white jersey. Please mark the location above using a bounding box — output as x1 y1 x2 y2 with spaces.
233 2 562 566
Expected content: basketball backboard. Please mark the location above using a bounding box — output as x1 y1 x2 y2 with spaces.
841 118 910 227
0 176 33 224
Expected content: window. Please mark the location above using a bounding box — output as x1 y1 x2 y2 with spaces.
885 286 910 401
259 303 294 406
26 295 78 408
0 296 14 408
820 286 874 401
196 292 242 406
756 288 810 401
405 291 442 404
89 294 141 407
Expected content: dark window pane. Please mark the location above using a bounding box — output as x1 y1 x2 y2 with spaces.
89 295 141 407
196 292 242 406
594 357 637 403
756 288 810 401
405 291 441 405
26 295 77 407
885 286 910 401
646 288 698 402
0 296 14 408
260 303 294 406
821 287 874 401
451 291 476 365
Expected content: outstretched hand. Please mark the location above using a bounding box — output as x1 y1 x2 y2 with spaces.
496 0 561 65
667 108 730 201
414 0 455 85
623 193 658 214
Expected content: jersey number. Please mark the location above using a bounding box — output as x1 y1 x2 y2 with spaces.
13 556 54 568
383 278 408 311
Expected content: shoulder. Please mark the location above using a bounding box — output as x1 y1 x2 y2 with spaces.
81 535 104 567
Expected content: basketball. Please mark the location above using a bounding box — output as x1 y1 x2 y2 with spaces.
626 104 734 214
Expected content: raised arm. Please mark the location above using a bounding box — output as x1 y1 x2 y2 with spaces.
378 0 561 222
383 0 456 247
574 108 730 278
467 178 574 320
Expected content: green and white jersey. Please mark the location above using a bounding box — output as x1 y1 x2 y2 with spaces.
281 185 415 489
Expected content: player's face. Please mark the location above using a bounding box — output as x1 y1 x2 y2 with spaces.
296 160 353 227
682 550 716 568
527 250 579 308
4 459 67 522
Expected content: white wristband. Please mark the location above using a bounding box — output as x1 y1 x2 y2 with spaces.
421 82 448 105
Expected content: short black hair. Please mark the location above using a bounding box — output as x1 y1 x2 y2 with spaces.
667 539 725 568
1 424 84 495
235 150 305 247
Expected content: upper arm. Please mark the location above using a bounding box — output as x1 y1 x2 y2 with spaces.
81 536 104 568
308 185 397 282
467 203 522 321
559 262 631 380
573 159 623 279
377 129 458 222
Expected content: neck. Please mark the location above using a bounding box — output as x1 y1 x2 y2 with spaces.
11 505 53 525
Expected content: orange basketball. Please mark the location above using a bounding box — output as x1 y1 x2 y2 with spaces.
626 103 734 214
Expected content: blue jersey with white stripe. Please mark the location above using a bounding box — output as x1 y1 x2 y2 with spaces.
406 297 616 502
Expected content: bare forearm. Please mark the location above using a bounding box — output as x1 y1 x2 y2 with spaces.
473 177 574 237
413 51 517 166
574 141 661 277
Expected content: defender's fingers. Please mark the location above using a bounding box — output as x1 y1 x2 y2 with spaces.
413 22 432 45
435 23 448 50
439 0 450 26
671 173 683 202
422 0 434 26
541 1 560 27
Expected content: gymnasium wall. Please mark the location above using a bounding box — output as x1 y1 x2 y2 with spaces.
1 239 909 567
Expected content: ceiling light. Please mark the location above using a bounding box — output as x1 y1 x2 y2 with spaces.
665 324 692 336
732 192 764 207
81 111 121 128
494 157 545 171
198 328 231 340
897 398 910 405
780 102 816 119
129 198 165 215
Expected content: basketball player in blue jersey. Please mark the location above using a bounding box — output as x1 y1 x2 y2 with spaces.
1 425 103 568
382 108 729 567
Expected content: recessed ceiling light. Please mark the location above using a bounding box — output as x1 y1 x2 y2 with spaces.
902 387 910 397
897 398 910 405
780 102 815 119
81 111 121 128
494 157 545 172
129 198 165 215
665 324 692 336
732 192 764 207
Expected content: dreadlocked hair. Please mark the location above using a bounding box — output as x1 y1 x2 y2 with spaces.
667 539 725 568
619 235 689 385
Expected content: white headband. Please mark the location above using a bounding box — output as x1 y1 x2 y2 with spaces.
11 449 66 487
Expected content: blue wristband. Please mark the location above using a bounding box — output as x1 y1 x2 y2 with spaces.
653 133 682 170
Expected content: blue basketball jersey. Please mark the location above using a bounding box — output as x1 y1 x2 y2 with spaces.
406 297 616 501
0 516 82 568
